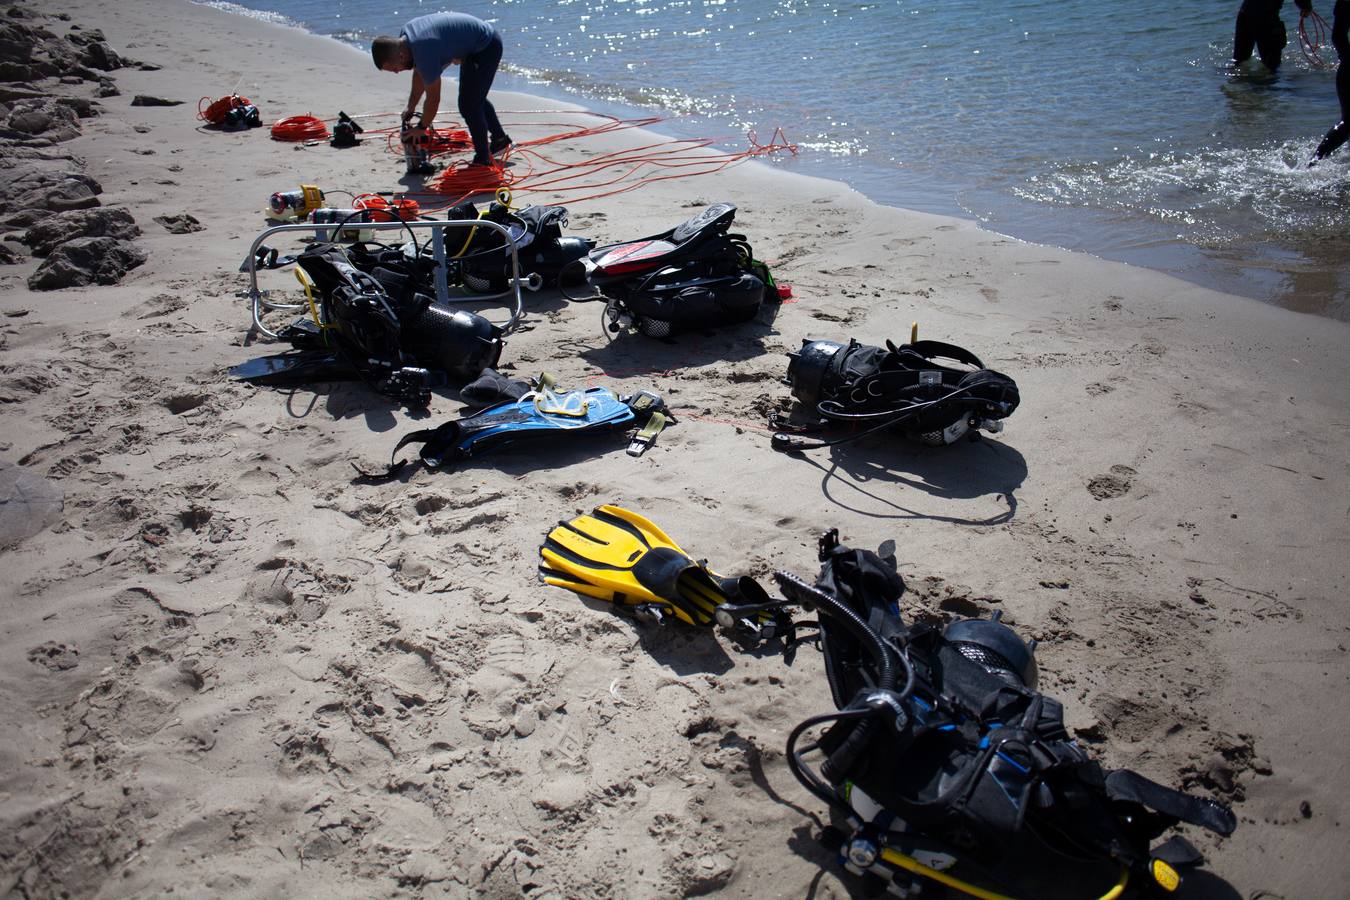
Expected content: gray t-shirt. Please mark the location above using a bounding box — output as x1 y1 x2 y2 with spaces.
401 12 495 84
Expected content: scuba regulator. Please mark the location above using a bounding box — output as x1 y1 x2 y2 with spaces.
330 111 363 148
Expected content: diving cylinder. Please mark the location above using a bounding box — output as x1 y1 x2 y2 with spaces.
401 303 504 381
401 118 435 176
308 208 374 243
268 184 324 221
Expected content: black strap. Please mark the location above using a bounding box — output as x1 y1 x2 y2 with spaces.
1104 769 1237 837
890 339 986 370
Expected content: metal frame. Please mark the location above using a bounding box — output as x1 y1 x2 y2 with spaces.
242 218 525 339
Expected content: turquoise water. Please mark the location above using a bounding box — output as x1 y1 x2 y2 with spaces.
203 0 1349 318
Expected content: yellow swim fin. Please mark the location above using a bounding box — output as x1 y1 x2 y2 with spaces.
538 504 777 631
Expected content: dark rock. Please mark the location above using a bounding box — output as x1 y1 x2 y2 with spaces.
1 209 56 229
96 78 118 98
3 170 101 216
0 242 20 263
66 28 104 46
33 35 80 76
5 98 80 139
83 40 120 71
135 61 161 72
153 213 203 235
23 208 139 256
68 64 104 82
0 61 31 80
130 95 182 107
0 38 28 64
0 25 32 63
28 236 145 289
0 84 43 102
46 180 98 210
54 96 98 118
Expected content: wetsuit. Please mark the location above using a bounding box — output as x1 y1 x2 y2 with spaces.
1234 0 1313 70
402 12 509 165
1313 1 1350 158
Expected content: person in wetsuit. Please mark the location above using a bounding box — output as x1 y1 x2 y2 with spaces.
1234 0 1314 71
371 12 513 168
1313 0 1350 160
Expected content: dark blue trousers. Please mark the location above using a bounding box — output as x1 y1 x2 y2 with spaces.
459 32 506 164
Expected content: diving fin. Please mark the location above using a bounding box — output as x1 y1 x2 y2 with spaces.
229 351 359 386
538 504 784 637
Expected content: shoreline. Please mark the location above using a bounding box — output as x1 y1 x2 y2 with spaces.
3 0 1350 897
193 0 1350 323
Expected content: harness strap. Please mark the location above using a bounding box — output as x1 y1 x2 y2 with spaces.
627 411 667 457
893 339 987 370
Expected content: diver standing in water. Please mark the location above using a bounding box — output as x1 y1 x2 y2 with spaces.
1312 0 1350 160
1233 0 1314 71
371 12 513 168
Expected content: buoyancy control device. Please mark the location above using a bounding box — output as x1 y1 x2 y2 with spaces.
771 530 1237 898
566 202 779 338
232 242 503 408
445 199 594 293
772 337 1020 451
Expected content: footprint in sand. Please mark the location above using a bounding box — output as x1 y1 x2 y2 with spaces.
1087 465 1136 500
27 641 80 671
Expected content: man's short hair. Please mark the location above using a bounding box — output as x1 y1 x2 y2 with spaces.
371 35 403 70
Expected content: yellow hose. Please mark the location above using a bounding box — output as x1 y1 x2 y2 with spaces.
452 187 517 258
293 267 326 332
877 847 1129 900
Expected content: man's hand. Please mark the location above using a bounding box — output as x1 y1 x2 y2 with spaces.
401 107 417 125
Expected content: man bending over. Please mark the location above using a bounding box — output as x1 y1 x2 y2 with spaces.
372 12 512 168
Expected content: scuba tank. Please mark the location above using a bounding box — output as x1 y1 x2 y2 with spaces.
307 208 374 243
401 115 435 176
268 184 324 222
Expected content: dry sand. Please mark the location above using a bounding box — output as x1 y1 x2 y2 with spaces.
2 1 1349 897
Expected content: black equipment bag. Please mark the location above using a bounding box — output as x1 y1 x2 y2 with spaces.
447 201 593 292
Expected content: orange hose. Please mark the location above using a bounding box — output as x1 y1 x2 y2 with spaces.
270 114 330 142
354 193 421 221
197 94 253 125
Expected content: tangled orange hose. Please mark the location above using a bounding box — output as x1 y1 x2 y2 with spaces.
271 115 330 142
360 109 797 213
429 159 508 196
197 94 253 125
354 194 421 221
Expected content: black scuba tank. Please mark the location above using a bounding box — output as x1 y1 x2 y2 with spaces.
401 303 504 381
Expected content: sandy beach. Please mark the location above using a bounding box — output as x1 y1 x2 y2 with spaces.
2 1 1349 897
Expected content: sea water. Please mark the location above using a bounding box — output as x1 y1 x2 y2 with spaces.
199 0 1349 319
